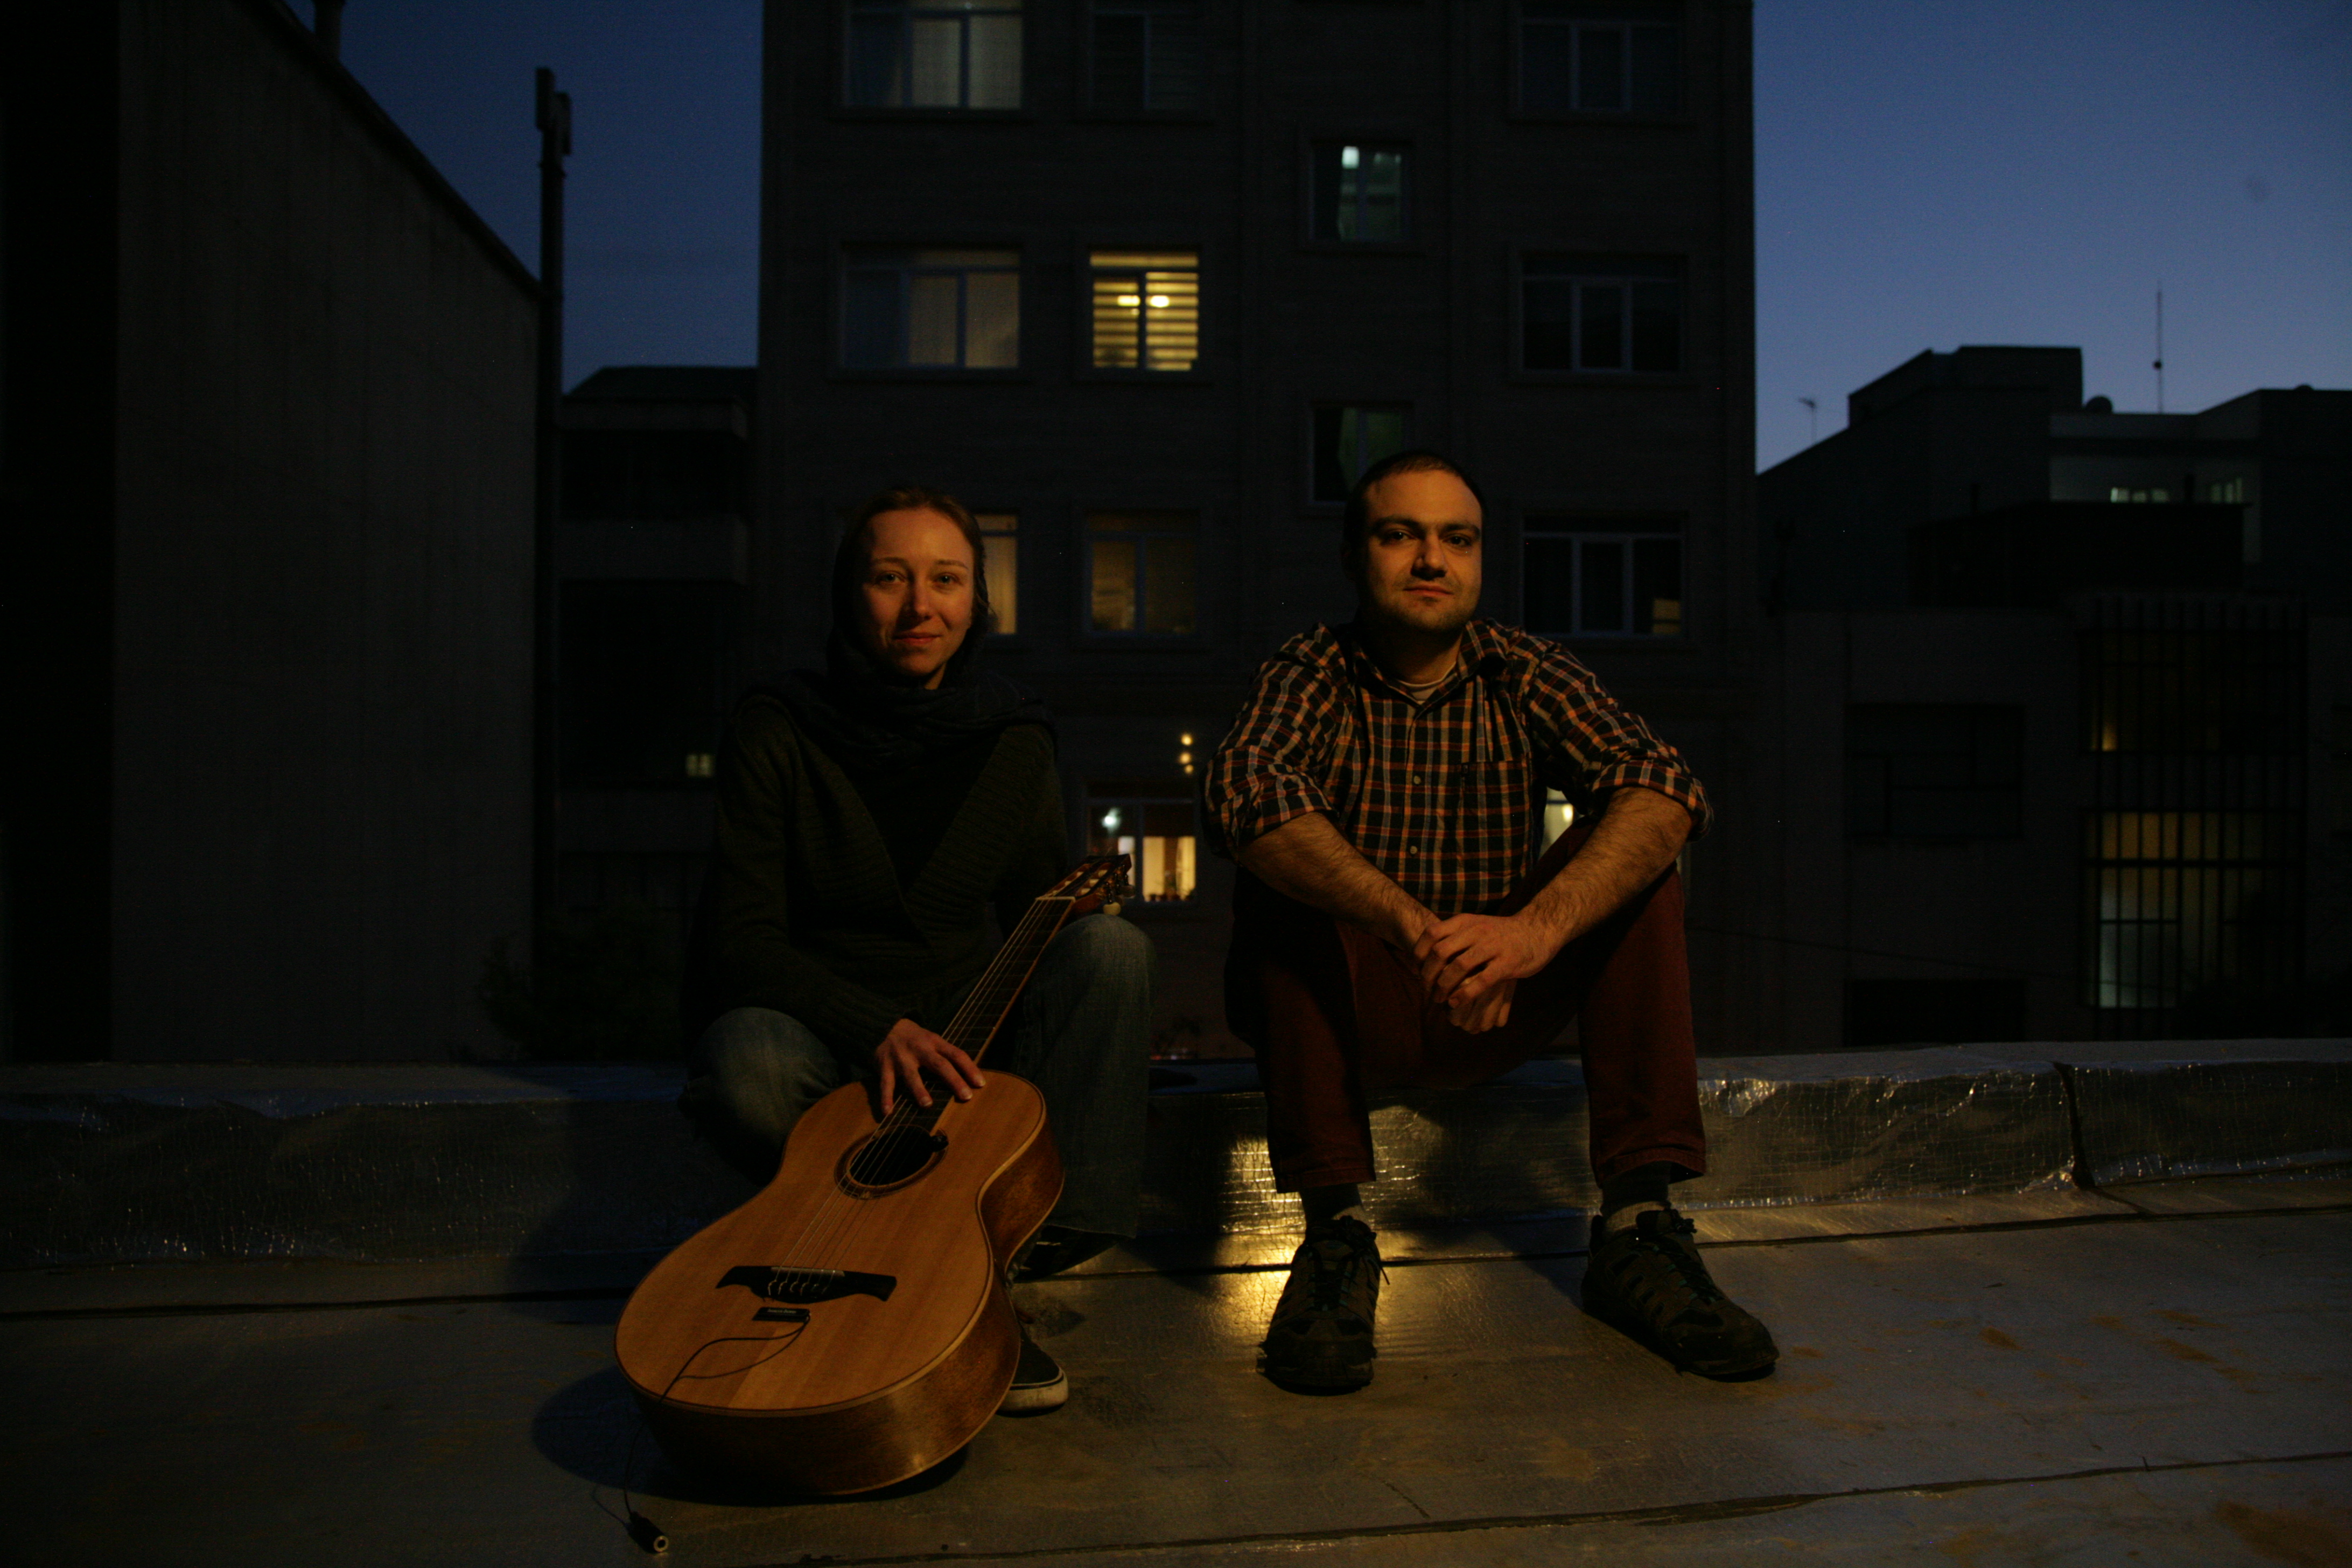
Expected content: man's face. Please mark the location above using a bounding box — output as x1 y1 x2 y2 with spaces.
1349 467 1483 640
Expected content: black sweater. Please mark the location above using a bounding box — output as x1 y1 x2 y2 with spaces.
686 692 1067 1062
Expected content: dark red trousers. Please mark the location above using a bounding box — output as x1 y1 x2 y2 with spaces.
1225 826 1707 1192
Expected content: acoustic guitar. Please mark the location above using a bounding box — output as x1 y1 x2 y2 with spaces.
613 855 1130 1494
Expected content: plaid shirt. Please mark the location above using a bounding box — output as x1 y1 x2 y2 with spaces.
1204 619 1711 915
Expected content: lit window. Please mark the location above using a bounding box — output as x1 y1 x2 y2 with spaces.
1090 0 1205 111
1520 8 1680 114
1090 250 1199 371
1312 143 1408 243
1523 254 1683 373
2106 486 2172 503
1523 515 1682 637
1087 510 1197 635
977 512 1019 634
2090 812 2290 1010
845 0 1023 110
1312 405 1409 504
1087 793 1199 901
841 248 1019 369
2208 476 2246 504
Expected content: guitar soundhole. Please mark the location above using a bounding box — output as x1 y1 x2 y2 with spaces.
842 1129 947 1193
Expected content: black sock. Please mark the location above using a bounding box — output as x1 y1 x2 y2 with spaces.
1303 1184 1364 1228
1599 1161 1683 1220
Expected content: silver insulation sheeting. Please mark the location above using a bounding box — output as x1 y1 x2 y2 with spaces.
2060 1042 2352 1186
6 1041 2348 1263
2 1065 748 1268
1139 1051 2077 1236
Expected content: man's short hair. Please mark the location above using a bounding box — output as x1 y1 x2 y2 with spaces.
832 485 995 657
1340 449 1487 565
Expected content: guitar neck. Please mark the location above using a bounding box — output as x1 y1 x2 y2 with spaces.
940 895 1078 1069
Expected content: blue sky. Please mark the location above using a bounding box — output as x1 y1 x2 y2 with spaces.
326 0 2350 472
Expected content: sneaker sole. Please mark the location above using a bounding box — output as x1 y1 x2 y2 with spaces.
997 1370 1069 1415
1582 1293 1776 1379
1259 1339 1376 1391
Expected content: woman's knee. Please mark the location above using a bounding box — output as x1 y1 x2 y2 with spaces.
1054 912 1154 987
696 1007 841 1135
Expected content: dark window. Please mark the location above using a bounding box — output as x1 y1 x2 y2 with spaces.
1845 978 2026 1050
1523 254 1683 373
1523 515 1682 637
1087 510 1197 635
1311 143 1409 243
1521 6 1680 114
561 582 740 788
1089 251 1199 371
845 0 1023 109
1845 705 2024 839
841 248 1020 369
563 431 747 519
1090 1 1205 111
1311 405 1409 505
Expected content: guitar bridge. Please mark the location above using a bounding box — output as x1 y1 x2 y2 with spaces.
717 1265 898 1305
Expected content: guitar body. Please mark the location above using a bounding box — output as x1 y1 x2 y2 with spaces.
614 1072 1062 1494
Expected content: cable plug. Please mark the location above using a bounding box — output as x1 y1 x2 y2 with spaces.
627 1511 670 1554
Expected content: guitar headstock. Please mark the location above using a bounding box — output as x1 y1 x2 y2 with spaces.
1051 853 1131 916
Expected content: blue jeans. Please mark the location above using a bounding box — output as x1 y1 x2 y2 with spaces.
688 913 1152 1237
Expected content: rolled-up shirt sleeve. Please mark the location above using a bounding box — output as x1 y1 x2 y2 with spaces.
1523 647 1714 841
1203 656 1341 858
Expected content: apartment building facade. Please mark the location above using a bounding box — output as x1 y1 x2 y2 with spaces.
757 0 1767 1055
1758 348 2349 1048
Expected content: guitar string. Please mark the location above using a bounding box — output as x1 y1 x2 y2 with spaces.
788 893 1070 1282
803 888 1080 1274
780 893 1066 1280
776 867 1107 1282
790 855 1117 1279
774 858 1114 1280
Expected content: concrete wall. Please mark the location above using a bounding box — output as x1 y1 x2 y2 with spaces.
103 0 537 1059
1771 611 2089 1051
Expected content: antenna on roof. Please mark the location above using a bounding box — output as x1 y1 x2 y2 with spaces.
2153 286 2165 414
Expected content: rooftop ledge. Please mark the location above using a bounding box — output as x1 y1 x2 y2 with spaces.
4 1040 2344 1268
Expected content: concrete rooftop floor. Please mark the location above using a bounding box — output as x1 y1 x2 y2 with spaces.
5 1179 2349 1567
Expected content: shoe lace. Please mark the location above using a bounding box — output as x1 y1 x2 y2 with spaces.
1626 1217 1725 1312
1303 1229 1382 1311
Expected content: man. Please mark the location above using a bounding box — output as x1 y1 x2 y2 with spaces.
681 486 1152 1413
1204 451 1774 1391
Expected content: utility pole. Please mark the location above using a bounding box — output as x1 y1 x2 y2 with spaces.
533 69 571 939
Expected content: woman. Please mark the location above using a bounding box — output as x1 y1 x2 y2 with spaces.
681 486 1151 1413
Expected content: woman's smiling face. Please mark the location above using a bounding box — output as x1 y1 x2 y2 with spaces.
854 506 977 689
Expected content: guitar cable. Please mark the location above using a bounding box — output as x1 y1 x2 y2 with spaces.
604 1322 809 1555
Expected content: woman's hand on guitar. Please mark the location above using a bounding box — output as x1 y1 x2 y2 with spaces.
874 1019 986 1114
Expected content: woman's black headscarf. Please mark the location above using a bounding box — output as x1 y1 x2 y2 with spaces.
775 488 1051 772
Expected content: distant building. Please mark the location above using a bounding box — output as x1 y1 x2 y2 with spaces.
1756 347 2350 1047
757 0 1769 1056
556 367 755 928
1 0 537 1061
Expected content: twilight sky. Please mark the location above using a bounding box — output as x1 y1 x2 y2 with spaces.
324 0 2349 473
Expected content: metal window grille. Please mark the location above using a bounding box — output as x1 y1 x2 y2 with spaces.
2080 595 2306 1032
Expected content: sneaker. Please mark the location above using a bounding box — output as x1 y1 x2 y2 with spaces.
1581 1207 1777 1378
998 1314 1068 1415
1261 1215 1383 1391
1014 1226 1118 1281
